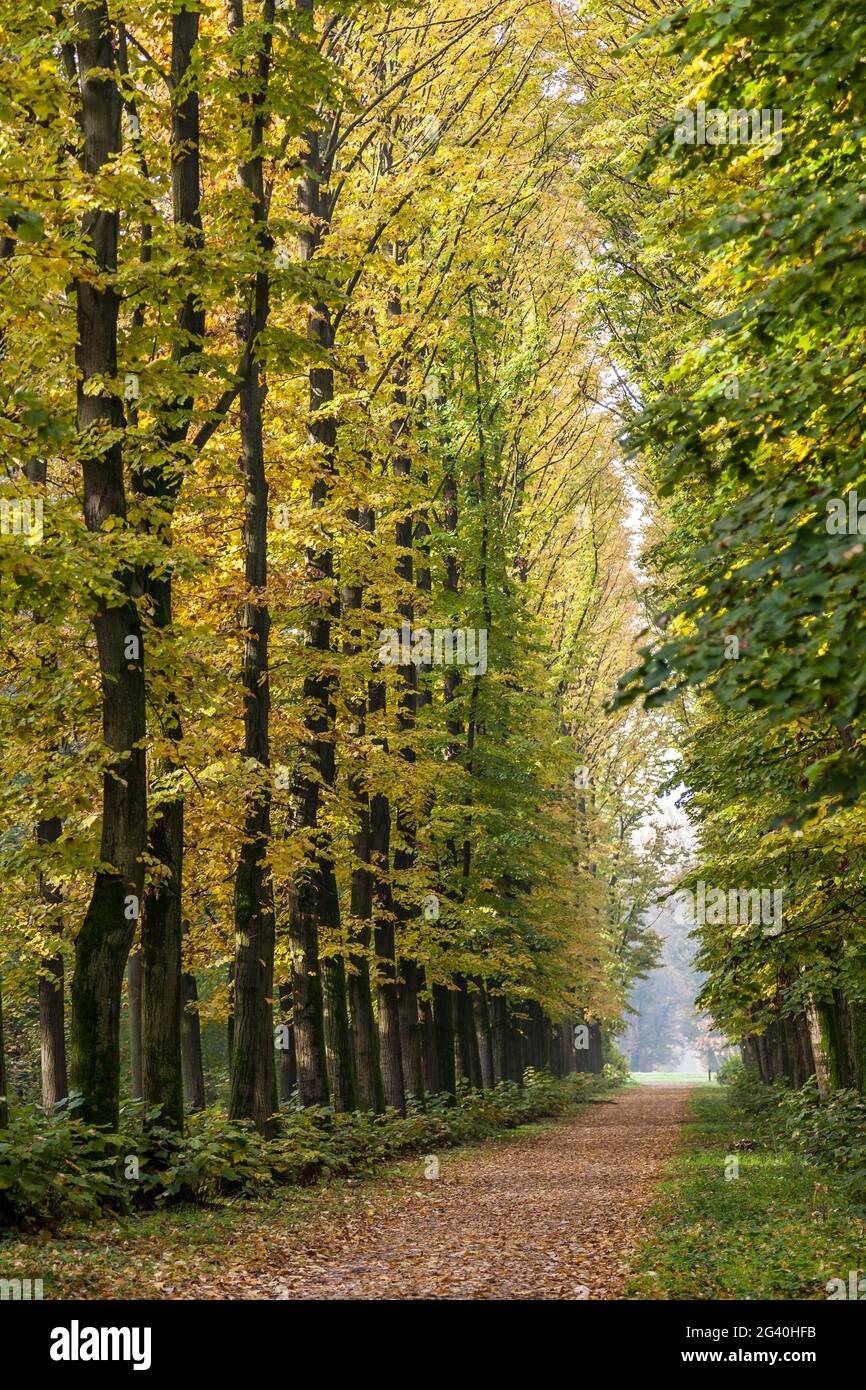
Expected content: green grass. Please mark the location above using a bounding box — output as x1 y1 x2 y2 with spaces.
625 1086 866 1299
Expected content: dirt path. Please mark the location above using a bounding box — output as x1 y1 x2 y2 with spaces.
184 1085 692 1300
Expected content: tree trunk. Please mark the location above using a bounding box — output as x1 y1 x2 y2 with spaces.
433 983 456 1101
455 975 482 1087
288 18 345 1110
588 1021 603 1074
70 2 148 1129
346 846 384 1109
0 974 7 1127
277 983 297 1105
142 784 184 1129
367 653 404 1109
490 992 509 1084
342 509 385 1112
227 0 277 1136
36 817 67 1108
472 982 494 1089
288 885 329 1106
398 959 425 1101
180 965 206 1112
420 992 439 1094
805 998 830 1094
134 4 205 1134
323 951 356 1111
128 948 143 1101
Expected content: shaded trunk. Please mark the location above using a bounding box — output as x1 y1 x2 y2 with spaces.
346 839 384 1109
134 5 205 1133
398 959 425 1101
288 23 345 1109
490 992 509 1084
455 975 482 1087
368 634 404 1109
277 983 297 1104
588 1021 603 1075
24 470 69 1108
372 801 405 1110
472 981 494 1089
142 782 183 1128
805 998 830 1094
39 950 67 1110
420 992 439 1094
289 885 329 1106
180 965 205 1112
227 0 277 1136
70 2 148 1129
128 948 143 1100
323 950 356 1112
0 975 7 1127
433 983 456 1101
342 509 384 1112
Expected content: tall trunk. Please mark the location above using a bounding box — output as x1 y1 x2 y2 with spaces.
289 3 348 1108
0 974 7 1127
846 998 866 1094
588 1021 603 1074
69 1 148 1130
180 965 205 1112
805 998 830 1094
816 998 846 1091
398 959 425 1101
526 1000 544 1069
134 4 205 1132
490 991 509 1084
794 1011 816 1086
420 992 439 1094
387 265 423 1107
323 951 356 1111
226 960 235 1082
23 447 69 1110
455 975 482 1087
346 785 385 1111
741 1035 759 1073
553 1023 567 1073
472 982 494 1089
342 507 385 1112
35 815 68 1108
127 948 143 1100
289 886 329 1105
371 782 405 1110
433 451 463 1098
141 776 183 1127
755 1031 773 1083
277 983 297 1104
433 983 456 1100
227 0 277 1136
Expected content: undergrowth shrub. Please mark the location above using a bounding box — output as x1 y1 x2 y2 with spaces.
0 1068 615 1230
715 1057 866 1200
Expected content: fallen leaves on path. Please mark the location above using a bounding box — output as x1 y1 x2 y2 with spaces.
178 1085 692 1300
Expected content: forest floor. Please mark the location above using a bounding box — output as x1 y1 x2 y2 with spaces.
5 1084 691 1299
